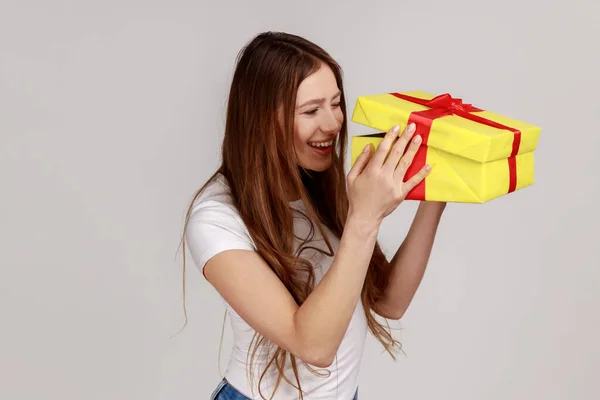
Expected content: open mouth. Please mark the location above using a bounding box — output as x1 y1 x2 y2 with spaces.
308 140 334 148
307 139 334 156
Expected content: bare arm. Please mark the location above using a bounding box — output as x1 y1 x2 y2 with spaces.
204 214 379 368
374 201 446 320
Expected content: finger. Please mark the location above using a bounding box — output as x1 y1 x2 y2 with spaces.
369 124 401 168
394 133 422 181
402 164 432 193
347 144 372 183
382 123 417 174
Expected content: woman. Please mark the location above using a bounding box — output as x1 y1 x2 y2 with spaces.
182 31 446 399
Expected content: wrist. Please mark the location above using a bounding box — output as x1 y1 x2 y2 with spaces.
345 211 381 240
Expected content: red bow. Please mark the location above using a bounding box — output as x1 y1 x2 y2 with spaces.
418 93 483 114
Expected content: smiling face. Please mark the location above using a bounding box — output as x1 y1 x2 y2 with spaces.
293 64 344 172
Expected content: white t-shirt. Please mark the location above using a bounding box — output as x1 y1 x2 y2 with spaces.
186 173 368 399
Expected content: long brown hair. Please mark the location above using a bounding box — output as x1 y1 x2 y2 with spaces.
180 31 399 399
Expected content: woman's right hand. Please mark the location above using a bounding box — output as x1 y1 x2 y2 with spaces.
346 123 432 226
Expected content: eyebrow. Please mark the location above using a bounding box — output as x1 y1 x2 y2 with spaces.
297 90 342 109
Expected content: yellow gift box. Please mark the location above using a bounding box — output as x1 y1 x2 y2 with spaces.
350 91 542 203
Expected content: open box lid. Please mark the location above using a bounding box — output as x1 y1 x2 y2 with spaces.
351 91 541 163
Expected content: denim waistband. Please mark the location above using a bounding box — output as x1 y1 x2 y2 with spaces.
210 378 359 399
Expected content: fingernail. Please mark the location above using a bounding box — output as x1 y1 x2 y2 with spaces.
407 123 416 133
363 144 370 153
425 164 432 172
414 135 422 144
391 125 400 134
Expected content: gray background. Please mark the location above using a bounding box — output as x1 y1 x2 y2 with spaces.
1 0 599 399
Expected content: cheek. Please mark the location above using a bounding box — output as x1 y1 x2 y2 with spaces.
294 119 316 148
335 108 344 126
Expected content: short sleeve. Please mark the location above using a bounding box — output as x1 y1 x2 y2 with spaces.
185 198 256 274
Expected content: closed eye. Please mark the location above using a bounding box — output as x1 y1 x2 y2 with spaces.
304 103 341 116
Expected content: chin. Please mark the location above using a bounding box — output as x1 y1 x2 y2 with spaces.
299 158 333 172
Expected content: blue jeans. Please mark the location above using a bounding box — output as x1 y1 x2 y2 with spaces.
210 378 358 399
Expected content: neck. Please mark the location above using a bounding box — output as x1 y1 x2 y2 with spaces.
284 168 322 203
296 168 321 202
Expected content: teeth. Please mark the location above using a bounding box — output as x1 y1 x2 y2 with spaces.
308 140 333 148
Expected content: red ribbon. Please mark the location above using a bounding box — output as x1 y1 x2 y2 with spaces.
390 92 522 200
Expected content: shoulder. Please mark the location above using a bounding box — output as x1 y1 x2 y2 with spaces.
189 174 241 220
185 174 256 272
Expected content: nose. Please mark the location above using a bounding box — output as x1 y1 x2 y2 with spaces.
321 109 342 134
